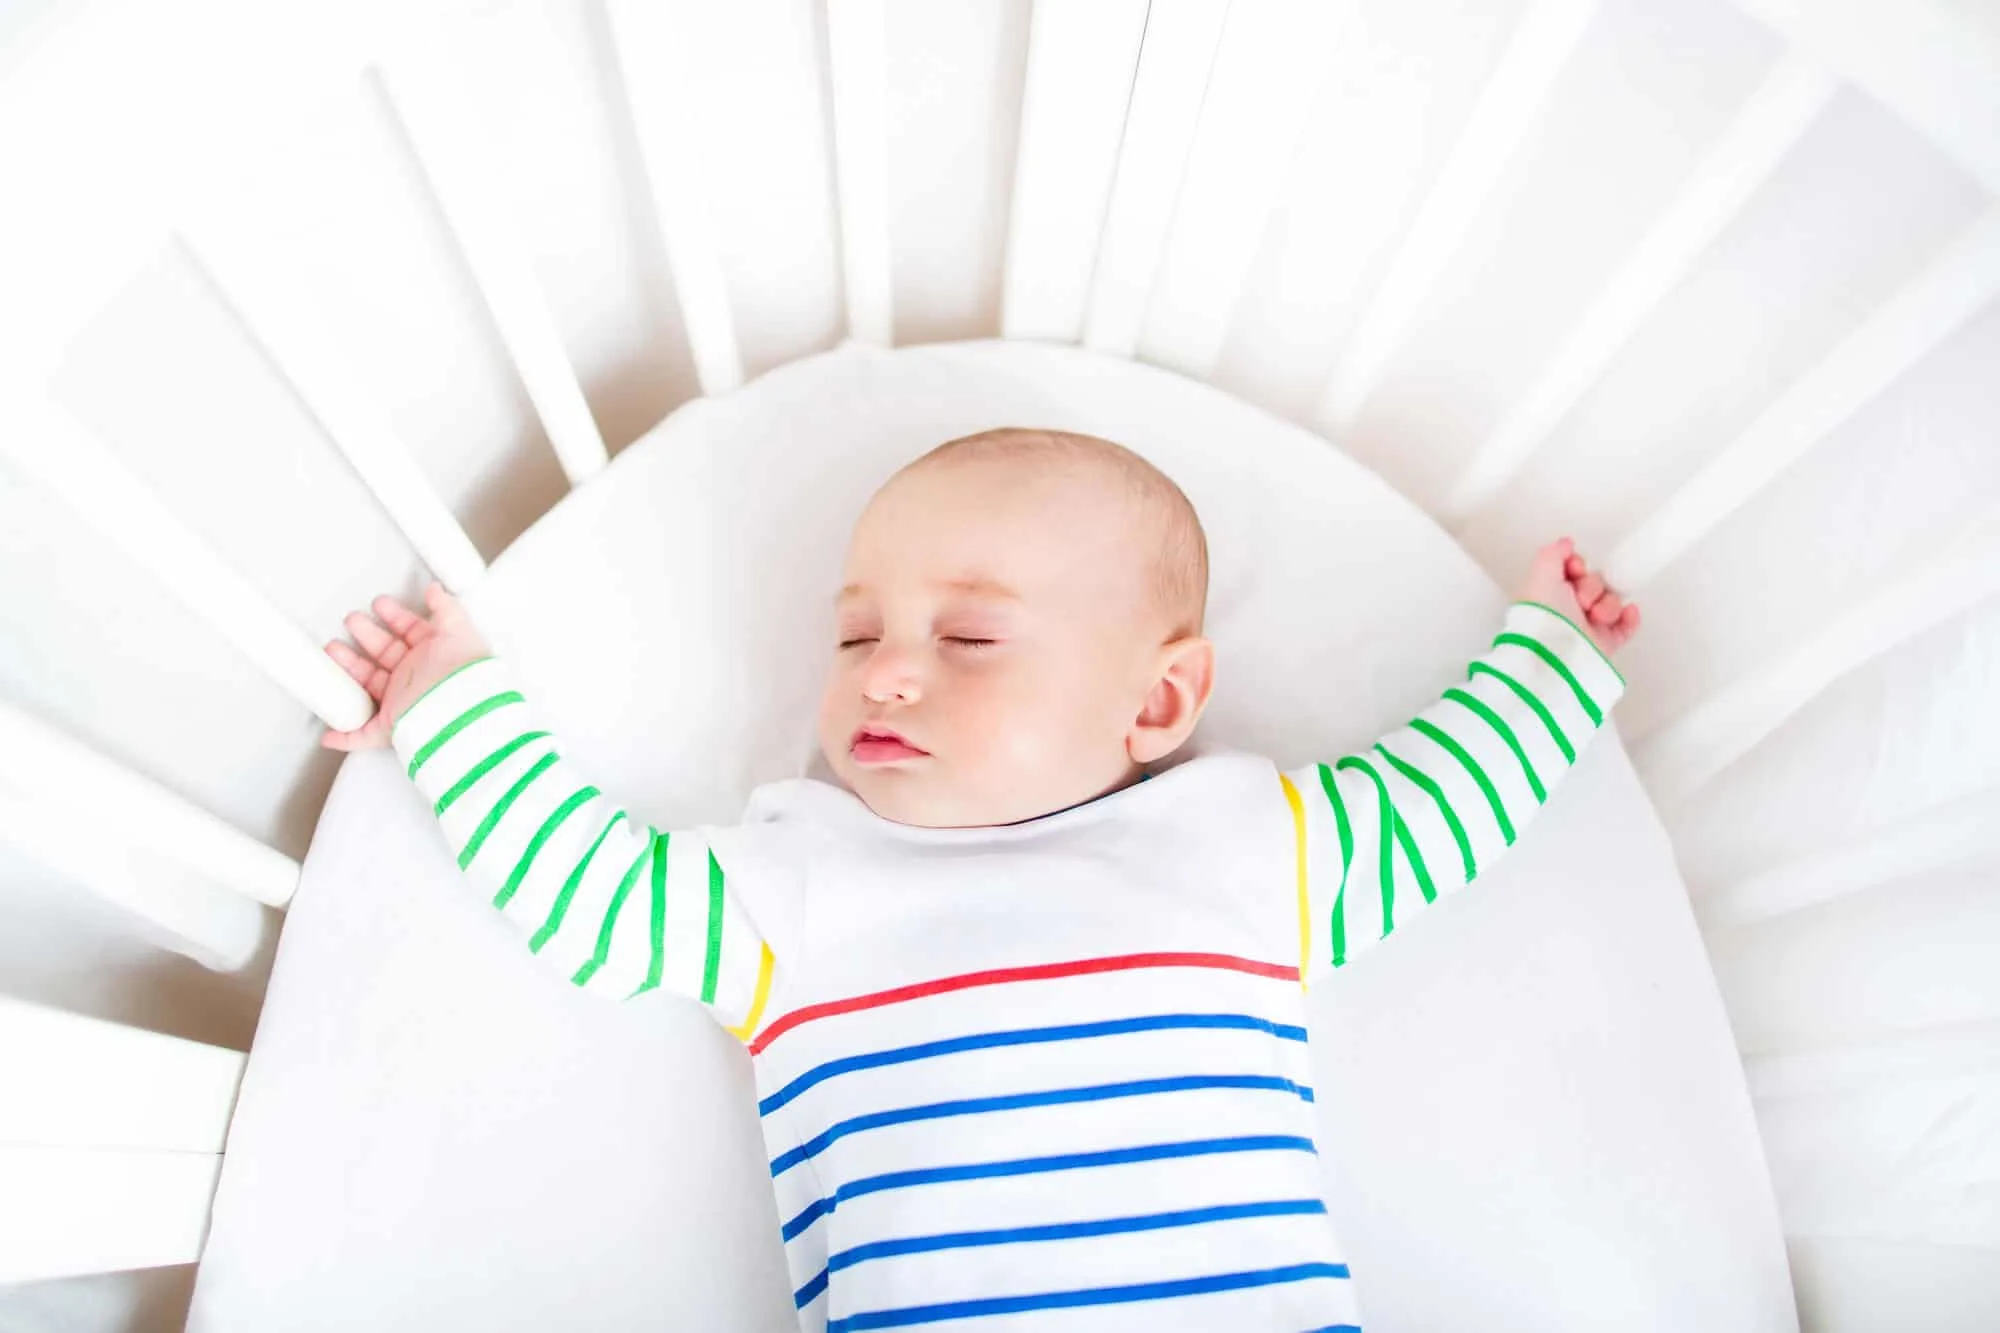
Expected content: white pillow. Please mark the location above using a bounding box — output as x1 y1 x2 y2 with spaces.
191 341 1797 1332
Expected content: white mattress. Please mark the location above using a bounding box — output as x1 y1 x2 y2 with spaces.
190 340 1798 1332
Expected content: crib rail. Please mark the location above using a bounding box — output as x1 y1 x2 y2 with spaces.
0 999 244 1282
1 0 1997 1298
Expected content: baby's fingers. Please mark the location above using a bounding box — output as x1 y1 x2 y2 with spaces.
325 639 389 700
343 610 408 672
372 594 435 648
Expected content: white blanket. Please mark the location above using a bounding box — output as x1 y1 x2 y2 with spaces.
190 341 1797 1332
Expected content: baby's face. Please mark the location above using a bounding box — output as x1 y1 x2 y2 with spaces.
818 457 1169 828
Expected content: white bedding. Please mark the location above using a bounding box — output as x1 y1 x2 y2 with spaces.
189 340 1797 1331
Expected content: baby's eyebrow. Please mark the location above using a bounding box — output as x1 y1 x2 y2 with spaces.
834 578 1021 605
940 577 1021 602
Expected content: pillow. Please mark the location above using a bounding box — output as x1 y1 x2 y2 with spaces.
191 340 1796 1332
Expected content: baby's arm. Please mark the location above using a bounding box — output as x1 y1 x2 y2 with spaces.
321 585 777 1034
1284 539 1638 980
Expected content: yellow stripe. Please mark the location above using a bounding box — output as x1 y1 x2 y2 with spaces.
1279 774 1309 990
727 943 777 1042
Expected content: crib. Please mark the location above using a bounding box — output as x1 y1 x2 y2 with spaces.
1 0 1996 1328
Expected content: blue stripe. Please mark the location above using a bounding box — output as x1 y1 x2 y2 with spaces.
778 1134 1317 1242
770 1074 1314 1178
815 1198 1326 1287
759 1012 1308 1116
825 1261 1352 1331
1303 1326 1365 1332
793 1267 828 1309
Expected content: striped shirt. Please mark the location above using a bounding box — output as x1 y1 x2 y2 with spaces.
390 601 1625 1331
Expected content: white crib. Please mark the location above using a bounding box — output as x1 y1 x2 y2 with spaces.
1 0 1996 1328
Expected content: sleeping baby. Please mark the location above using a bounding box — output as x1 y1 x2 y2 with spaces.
322 427 1641 1332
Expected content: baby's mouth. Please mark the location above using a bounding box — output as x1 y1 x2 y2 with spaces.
851 725 929 765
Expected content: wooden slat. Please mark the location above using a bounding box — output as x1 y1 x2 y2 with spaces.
1314 0 1598 432
0 998 245 1153
1744 1023 2000 1100
0 699 298 909
1634 511 2000 805
176 229 488 593
1139 0 1348 379
0 787 270 972
0 395 374 732
826 0 894 346
1696 787 1996 930
1001 0 1150 343
0 1143 222 1281
1082 0 1233 358
602 0 746 393
1725 0 2000 195
374 60 611 482
1443 52 1835 524
1608 205 2000 588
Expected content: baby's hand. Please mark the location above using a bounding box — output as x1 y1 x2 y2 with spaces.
1517 537 1640 656
320 582 492 751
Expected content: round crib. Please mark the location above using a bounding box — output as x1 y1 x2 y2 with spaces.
1 0 1996 1329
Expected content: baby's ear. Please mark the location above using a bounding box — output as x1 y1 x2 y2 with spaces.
1128 636 1216 765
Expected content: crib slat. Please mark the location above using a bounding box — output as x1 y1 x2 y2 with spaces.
1608 205 2000 588
1743 1025 2000 1101
374 60 611 483
1633 510 2000 805
1314 0 1598 433
1442 53 1836 525
1082 0 1233 358
0 998 245 1153
1138 0 1346 379
0 699 298 909
177 230 489 593
1695 788 1996 930
0 786 270 973
0 1143 222 1281
1726 0 2000 195
602 0 746 394
0 396 374 733
1001 0 1149 343
827 0 894 346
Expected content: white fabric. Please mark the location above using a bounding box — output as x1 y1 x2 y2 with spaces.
190 340 1797 1332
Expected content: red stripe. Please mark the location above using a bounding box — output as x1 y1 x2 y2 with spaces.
747 951 1296 1056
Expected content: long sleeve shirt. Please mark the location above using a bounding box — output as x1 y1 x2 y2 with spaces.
389 601 1625 1332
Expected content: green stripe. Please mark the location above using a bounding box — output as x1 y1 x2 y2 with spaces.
1516 601 1626 686
408 690 523 777
1469 662 1574 763
492 781 599 906
1376 742 1476 884
699 850 726 1005
459 751 559 871
633 832 670 998
1412 718 1515 845
1444 688 1546 802
1314 763 1354 968
1493 631 1602 725
573 831 658 987
1334 755 1437 935
389 655 495 745
531 812 628 953
435 731 550 815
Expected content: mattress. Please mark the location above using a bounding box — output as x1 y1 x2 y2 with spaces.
189 340 1797 1331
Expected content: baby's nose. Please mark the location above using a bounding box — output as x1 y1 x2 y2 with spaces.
860 646 923 704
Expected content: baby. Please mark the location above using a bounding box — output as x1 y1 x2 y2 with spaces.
323 428 1640 1332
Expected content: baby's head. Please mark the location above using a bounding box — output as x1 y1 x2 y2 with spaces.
818 428 1214 828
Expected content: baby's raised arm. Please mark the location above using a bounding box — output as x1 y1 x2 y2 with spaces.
1283 540 1638 981
321 586 778 1034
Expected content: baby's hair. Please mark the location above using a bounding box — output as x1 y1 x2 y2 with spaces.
904 428 1209 638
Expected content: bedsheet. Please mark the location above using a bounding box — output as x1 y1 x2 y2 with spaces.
189 340 1796 1331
